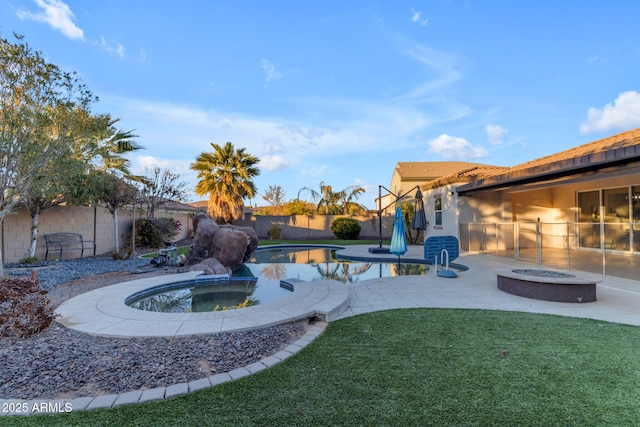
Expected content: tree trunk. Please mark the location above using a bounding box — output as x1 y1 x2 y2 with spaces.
29 208 40 258
0 218 5 279
113 209 120 253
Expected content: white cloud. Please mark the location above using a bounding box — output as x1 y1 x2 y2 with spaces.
16 0 84 40
580 91 640 134
261 59 283 82
486 124 507 145
95 36 125 59
260 155 290 171
410 10 428 26
259 142 290 171
588 55 607 64
428 134 488 159
392 40 464 105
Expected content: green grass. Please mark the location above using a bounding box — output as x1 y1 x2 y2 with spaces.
10 309 640 426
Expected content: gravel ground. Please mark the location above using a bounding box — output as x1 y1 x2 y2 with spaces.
0 255 311 400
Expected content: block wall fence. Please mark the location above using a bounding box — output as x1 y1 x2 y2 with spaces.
235 214 394 241
1 206 194 264
1 207 394 264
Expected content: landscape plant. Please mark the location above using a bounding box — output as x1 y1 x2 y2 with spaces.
139 167 189 220
267 226 283 240
191 142 260 223
0 35 96 278
330 217 361 239
298 182 367 215
134 217 180 248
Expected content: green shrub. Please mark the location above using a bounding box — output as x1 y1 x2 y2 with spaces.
18 256 38 264
154 217 180 242
135 219 163 248
267 226 283 240
330 217 361 240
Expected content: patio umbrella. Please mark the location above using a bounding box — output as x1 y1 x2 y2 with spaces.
390 207 408 260
411 188 428 231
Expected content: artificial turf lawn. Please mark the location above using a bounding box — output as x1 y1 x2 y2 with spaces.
9 308 640 426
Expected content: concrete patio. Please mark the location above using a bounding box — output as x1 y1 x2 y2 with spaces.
4 244 640 415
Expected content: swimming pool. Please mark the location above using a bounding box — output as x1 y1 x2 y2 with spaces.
127 246 430 313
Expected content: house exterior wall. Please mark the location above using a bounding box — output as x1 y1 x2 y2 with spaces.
456 164 640 252
421 183 459 239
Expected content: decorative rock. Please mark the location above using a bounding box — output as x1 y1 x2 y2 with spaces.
186 212 258 273
187 258 230 275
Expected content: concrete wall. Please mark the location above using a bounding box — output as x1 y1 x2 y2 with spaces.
1 206 193 264
1 208 388 264
235 214 393 241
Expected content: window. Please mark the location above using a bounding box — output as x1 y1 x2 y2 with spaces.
577 190 600 248
434 196 442 226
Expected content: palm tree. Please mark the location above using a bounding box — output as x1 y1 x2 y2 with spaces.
337 185 366 215
298 182 367 215
191 142 260 223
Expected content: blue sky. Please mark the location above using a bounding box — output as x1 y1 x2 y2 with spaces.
3 1 640 209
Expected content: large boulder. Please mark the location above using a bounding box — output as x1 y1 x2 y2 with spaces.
186 212 258 273
188 257 230 275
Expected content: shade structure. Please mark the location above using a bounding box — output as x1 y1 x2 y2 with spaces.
390 207 408 257
411 188 428 231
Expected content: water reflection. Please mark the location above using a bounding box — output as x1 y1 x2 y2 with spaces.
314 261 373 283
128 278 259 313
131 247 431 313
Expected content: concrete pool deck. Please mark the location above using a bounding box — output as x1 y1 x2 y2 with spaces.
55 270 350 338
56 243 640 335
5 245 640 415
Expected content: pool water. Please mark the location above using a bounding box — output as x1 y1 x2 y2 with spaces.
127 246 429 313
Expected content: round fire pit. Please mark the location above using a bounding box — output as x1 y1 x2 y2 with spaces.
496 269 596 303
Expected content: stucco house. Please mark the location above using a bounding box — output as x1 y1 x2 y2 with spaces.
418 127 640 267
378 161 494 214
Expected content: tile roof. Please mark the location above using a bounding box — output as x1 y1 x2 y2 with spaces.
395 161 493 180
458 127 640 194
422 165 509 190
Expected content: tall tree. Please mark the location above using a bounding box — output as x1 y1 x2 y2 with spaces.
190 142 260 223
298 182 366 215
0 34 96 276
261 185 286 215
337 185 367 215
140 167 189 219
91 171 137 254
20 112 141 258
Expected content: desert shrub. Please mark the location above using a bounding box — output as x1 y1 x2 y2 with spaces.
19 256 39 264
331 217 361 240
111 250 131 260
0 278 55 338
135 219 164 248
267 226 283 240
135 217 180 248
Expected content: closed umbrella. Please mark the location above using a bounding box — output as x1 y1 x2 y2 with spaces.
411 188 427 231
390 207 408 260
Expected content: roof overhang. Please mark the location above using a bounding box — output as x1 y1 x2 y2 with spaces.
457 145 640 196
